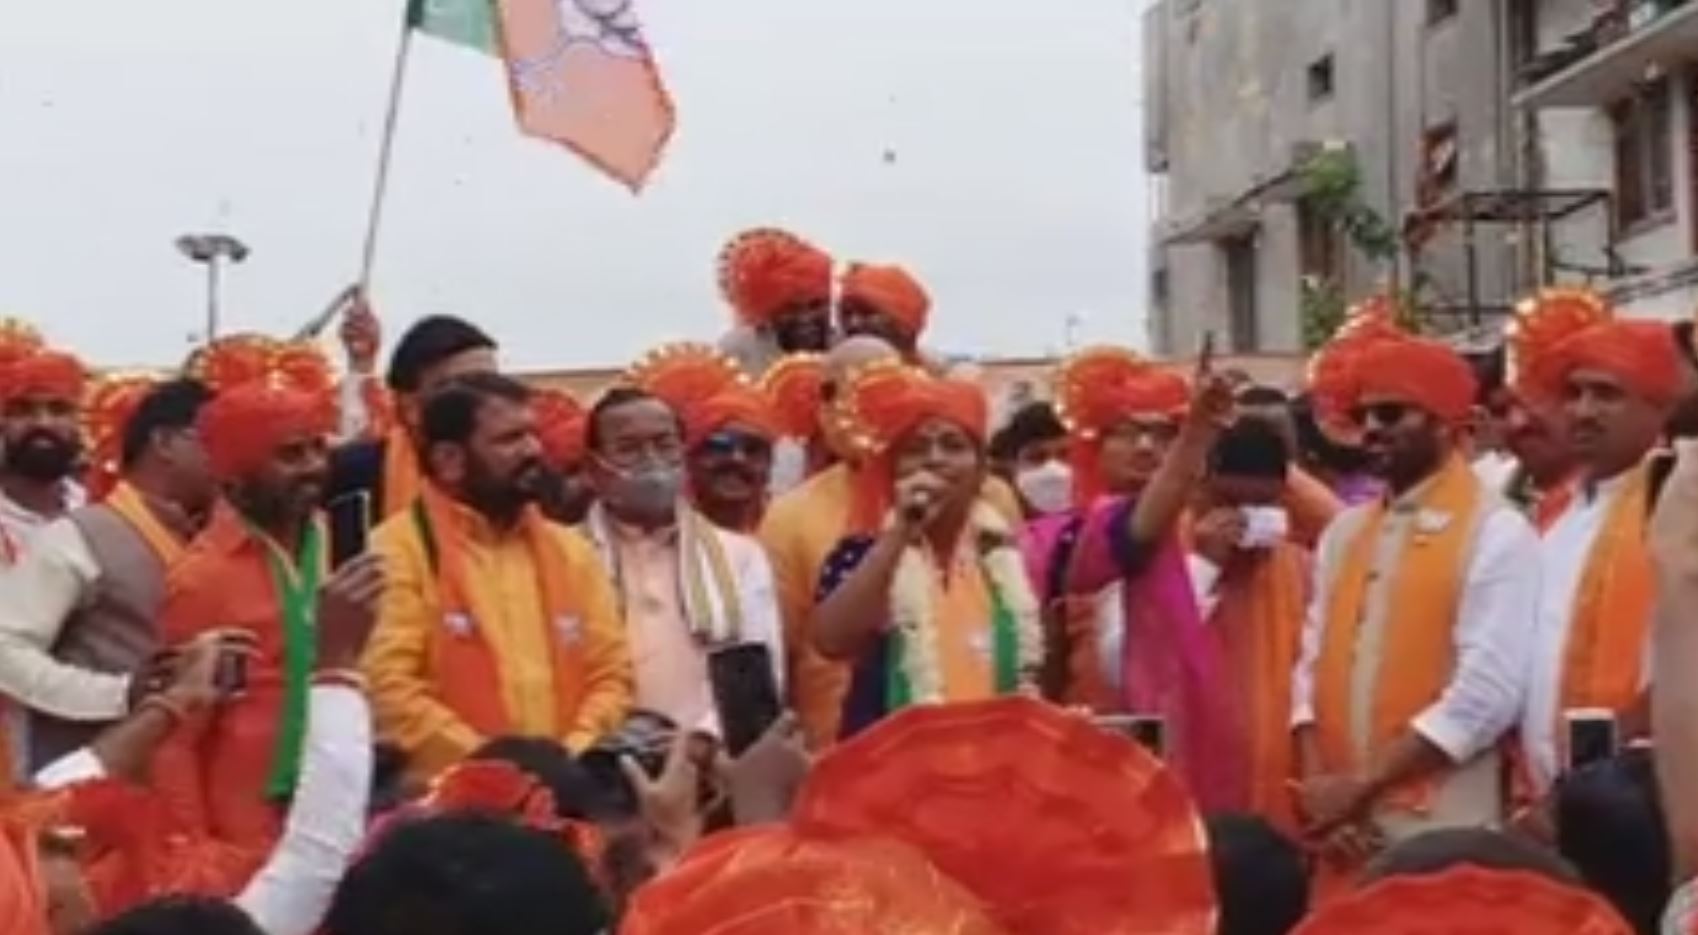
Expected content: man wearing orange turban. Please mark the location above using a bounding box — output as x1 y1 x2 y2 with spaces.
838 262 931 360
0 345 88 568
1294 326 1537 878
716 228 834 377
1519 315 1682 795
151 337 387 859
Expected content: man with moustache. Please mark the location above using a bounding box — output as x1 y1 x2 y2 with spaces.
1292 324 1537 877
0 344 87 565
151 337 386 856
716 228 835 378
578 384 780 734
1519 315 1683 795
363 373 632 780
0 380 218 773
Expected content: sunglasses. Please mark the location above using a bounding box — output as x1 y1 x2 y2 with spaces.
1349 401 1415 427
698 431 772 459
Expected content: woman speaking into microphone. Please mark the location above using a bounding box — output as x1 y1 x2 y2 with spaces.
808 359 1044 739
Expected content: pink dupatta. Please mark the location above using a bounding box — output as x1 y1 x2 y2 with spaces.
1050 497 1241 811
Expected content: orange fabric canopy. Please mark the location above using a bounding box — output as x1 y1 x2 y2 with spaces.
791 697 1217 935
622 827 1007 935
1293 866 1631 935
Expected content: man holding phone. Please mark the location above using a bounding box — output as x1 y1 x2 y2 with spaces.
1517 307 1680 793
0 380 216 774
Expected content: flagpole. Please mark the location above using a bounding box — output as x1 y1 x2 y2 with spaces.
359 13 416 289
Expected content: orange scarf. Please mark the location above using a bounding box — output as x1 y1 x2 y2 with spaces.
105 482 187 567
381 428 422 520
1314 455 1483 810
410 486 591 738
1213 545 1308 833
1558 464 1653 729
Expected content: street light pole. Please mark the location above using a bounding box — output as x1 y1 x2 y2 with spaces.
176 233 250 341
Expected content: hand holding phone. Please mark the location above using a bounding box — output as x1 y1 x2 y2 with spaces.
708 643 784 757
1564 708 1619 771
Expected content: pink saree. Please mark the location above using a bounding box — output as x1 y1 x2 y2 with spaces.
1022 497 1241 812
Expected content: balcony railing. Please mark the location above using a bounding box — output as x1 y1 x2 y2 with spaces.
1515 0 1698 109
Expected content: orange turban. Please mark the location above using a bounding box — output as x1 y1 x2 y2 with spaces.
622 827 1007 935
192 335 337 481
717 228 834 327
833 359 988 531
531 389 587 471
791 697 1216 935
84 374 158 501
0 349 85 405
627 343 778 447
1505 288 1613 402
0 319 43 369
686 385 779 448
841 262 931 338
1292 866 1631 935
759 352 825 439
1053 346 1190 506
1308 298 1474 438
1530 320 1682 408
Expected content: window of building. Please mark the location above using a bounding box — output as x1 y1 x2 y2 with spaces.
1222 237 1259 352
1297 198 1342 283
1427 0 1458 26
1612 77 1675 231
1418 120 1460 207
1307 55 1335 104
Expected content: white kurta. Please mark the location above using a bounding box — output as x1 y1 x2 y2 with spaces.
1521 469 1645 792
1291 478 1538 840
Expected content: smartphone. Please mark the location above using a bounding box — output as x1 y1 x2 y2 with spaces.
1093 714 1167 758
328 490 373 569
214 641 249 698
708 643 783 757
1565 708 1619 771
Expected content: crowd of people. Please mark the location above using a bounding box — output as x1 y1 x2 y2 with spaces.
0 229 1696 933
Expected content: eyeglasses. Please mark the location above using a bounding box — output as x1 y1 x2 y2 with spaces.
1349 401 1414 428
697 431 772 460
1106 419 1179 444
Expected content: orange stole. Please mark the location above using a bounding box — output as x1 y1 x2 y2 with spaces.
1313 456 1483 810
412 489 592 739
1558 465 1653 731
106 482 187 567
1214 545 1307 832
380 428 423 520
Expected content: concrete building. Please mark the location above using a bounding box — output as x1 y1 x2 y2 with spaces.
1143 0 1538 354
1515 0 1698 320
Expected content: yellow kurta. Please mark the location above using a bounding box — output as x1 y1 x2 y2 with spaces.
363 501 632 779
759 464 1021 747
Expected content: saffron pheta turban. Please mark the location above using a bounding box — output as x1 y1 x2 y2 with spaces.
841 262 931 337
717 228 833 328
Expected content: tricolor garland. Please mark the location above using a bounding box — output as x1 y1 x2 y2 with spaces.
885 501 1042 706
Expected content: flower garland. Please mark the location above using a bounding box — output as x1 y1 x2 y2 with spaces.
887 500 1043 705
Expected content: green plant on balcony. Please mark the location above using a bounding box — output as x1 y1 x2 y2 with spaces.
1297 150 1435 348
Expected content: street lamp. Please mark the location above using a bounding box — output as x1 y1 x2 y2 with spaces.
175 233 249 342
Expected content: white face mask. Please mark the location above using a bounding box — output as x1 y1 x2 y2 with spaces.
1238 505 1290 549
1015 461 1074 515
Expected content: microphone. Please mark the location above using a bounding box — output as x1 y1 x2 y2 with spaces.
902 488 933 525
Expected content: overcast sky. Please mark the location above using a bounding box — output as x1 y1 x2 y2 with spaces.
0 1 1148 371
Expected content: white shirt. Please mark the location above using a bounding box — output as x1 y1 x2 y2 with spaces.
1521 470 1644 792
34 685 373 935
0 518 132 723
1291 486 1538 764
0 483 82 564
594 515 785 733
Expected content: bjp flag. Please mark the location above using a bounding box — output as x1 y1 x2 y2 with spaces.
496 0 676 191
